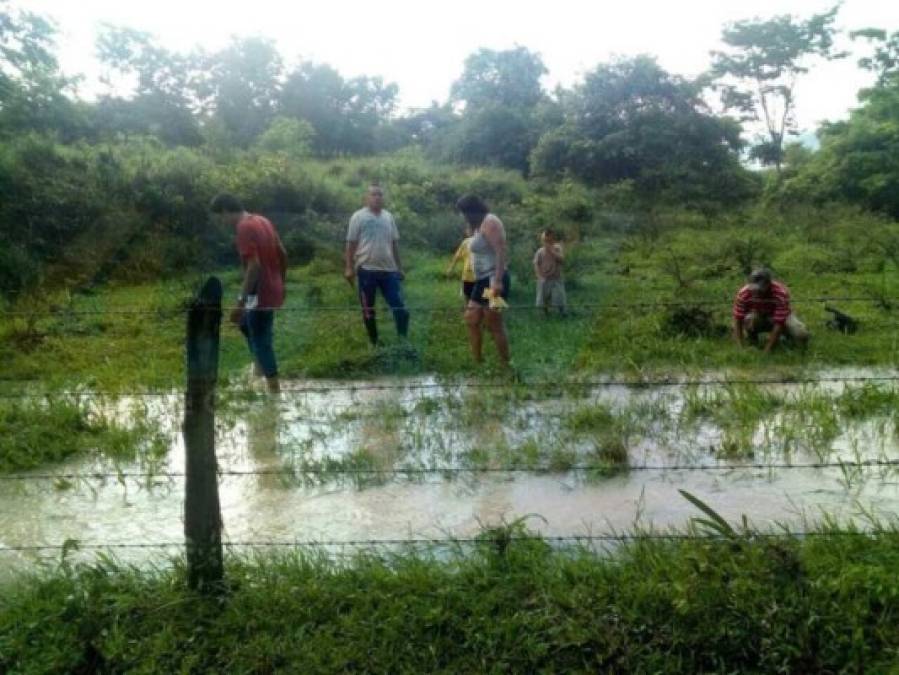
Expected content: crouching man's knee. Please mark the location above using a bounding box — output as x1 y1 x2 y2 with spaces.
787 315 810 344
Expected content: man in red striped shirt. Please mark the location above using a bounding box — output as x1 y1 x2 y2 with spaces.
733 268 809 353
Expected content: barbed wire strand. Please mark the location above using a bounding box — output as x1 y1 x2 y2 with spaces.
2 373 899 399
2 458 897 482
2 295 896 317
1 530 894 553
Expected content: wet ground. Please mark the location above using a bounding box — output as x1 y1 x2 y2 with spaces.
2 368 898 572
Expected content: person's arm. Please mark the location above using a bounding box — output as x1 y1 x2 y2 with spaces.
548 243 564 262
446 242 464 276
231 256 261 324
533 250 542 280
732 289 747 347
277 238 288 285
390 215 404 280
344 241 358 286
483 216 506 292
733 317 745 347
240 258 262 300
765 289 790 353
344 212 360 286
764 323 784 353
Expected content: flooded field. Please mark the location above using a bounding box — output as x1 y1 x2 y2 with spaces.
2 368 898 571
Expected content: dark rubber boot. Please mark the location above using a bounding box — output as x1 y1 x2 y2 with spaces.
364 317 379 346
395 309 410 338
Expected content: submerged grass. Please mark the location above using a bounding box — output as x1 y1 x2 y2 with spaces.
4 527 899 673
0 397 169 473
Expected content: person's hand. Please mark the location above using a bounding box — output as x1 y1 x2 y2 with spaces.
230 306 244 326
397 270 406 281
491 279 504 295
344 267 355 287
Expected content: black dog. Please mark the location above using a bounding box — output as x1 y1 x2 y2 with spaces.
824 305 859 334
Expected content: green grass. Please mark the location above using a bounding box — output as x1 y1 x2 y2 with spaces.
2 215 897 391
0 397 169 473
2 208 899 669
4 526 899 672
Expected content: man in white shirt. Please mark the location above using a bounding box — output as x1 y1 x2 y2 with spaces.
344 184 409 345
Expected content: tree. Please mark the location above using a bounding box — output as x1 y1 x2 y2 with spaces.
779 78 899 218
201 37 283 146
279 62 398 155
340 75 399 154
531 55 755 207
710 5 845 175
449 104 539 172
777 27 899 217
393 101 458 146
437 47 549 172
450 46 547 111
852 28 899 86
94 25 203 145
254 116 315 156
0 1 81 138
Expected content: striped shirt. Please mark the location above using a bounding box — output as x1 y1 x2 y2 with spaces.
733 281 792 325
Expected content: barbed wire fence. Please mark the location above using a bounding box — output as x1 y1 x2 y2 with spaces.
1 294 897 317
3 530 895 554
1 277 898 582
2 457 898 483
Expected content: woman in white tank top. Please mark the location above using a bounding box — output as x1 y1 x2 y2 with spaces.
456 194 510 366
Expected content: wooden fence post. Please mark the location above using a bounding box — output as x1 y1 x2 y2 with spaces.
183 276 224 591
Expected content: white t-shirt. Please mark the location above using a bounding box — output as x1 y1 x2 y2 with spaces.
346 207 400 272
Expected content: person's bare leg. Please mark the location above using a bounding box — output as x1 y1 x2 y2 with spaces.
464 304 484 363
484 310 510 365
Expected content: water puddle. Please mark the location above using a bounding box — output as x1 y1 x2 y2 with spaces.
2 367 898 572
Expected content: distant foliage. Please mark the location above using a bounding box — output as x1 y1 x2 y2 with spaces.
0 2 897 299
530 56 758 209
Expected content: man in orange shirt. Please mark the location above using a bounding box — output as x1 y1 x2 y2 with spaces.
211 193 288 393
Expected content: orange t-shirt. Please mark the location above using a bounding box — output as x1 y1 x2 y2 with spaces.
236 214 285 309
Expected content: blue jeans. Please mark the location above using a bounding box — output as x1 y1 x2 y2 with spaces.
357 269 409 338
239 309 277 378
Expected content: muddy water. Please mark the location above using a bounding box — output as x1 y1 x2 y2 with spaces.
2 368 898 572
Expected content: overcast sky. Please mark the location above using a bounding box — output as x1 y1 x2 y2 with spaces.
18 0 899 133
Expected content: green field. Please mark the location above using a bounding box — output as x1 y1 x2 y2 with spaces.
3 209 897 392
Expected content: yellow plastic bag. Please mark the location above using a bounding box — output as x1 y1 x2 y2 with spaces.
481 287 508 310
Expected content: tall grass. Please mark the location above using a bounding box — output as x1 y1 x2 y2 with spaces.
3 525 899 672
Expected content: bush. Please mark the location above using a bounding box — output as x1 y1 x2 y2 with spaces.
0 244 40 299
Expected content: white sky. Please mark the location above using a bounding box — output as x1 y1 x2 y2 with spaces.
18 0 899 132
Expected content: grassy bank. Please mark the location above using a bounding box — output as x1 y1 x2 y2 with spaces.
3 527 899 672
2 218 897 392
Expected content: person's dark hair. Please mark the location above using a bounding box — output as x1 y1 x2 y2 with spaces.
749 267 772 284
456 194 489 218
542 228 557 239
209 193 245 214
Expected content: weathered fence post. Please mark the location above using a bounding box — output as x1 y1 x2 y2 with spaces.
183 276 224 591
